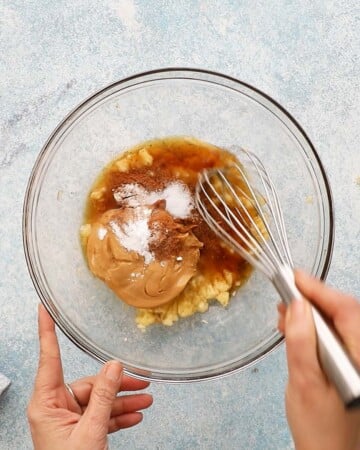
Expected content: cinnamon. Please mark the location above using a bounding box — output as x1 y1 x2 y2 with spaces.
148 202 199 260
109 167 173 192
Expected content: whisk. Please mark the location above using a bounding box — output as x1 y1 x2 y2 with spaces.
195 148 360 408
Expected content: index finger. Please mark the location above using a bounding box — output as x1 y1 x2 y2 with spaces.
70 375 150 405
295 270 360 364
295 270 359 316
35 304 64 392
285 299 326 386
71 374 150 393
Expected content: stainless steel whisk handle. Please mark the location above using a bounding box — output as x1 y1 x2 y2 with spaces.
273 265 360 409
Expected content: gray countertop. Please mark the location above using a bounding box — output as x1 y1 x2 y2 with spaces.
1 1 359 448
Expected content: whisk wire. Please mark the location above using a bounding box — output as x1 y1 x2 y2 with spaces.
215 169 281 275
195 148 295 280
198 173 274 277
201 171 266 264
228 162 286 270
242 150 293 266
195 189 264 272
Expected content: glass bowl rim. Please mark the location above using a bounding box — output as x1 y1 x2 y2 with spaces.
23 67 335 382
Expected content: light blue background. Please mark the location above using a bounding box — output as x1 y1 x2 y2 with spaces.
1 1 359 448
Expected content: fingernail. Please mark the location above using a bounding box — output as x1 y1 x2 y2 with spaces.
104 361 122 382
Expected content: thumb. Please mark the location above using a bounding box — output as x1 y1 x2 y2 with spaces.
80 361 123 438
285 299 325 386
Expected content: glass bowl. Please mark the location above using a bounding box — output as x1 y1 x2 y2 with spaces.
23 69 334 382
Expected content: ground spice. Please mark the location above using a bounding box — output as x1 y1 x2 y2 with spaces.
148 203 197 260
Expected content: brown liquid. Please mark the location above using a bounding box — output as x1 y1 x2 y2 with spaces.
85 136 252 287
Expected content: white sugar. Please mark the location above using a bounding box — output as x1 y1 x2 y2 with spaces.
161 183 193 219
113 181 193 219
110 207 154 264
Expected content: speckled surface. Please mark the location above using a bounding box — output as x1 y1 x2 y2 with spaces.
0 1 359 449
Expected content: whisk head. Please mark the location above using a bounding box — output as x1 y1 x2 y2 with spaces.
195 149 293 281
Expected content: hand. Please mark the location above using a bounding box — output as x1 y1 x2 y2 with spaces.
277 270 360 450
28 305 153 450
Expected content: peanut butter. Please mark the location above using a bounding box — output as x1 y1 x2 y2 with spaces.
86 204 202 308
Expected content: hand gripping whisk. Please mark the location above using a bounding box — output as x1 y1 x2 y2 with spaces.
195 149 360 408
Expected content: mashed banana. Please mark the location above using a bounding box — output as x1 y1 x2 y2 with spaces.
135 270 241 329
